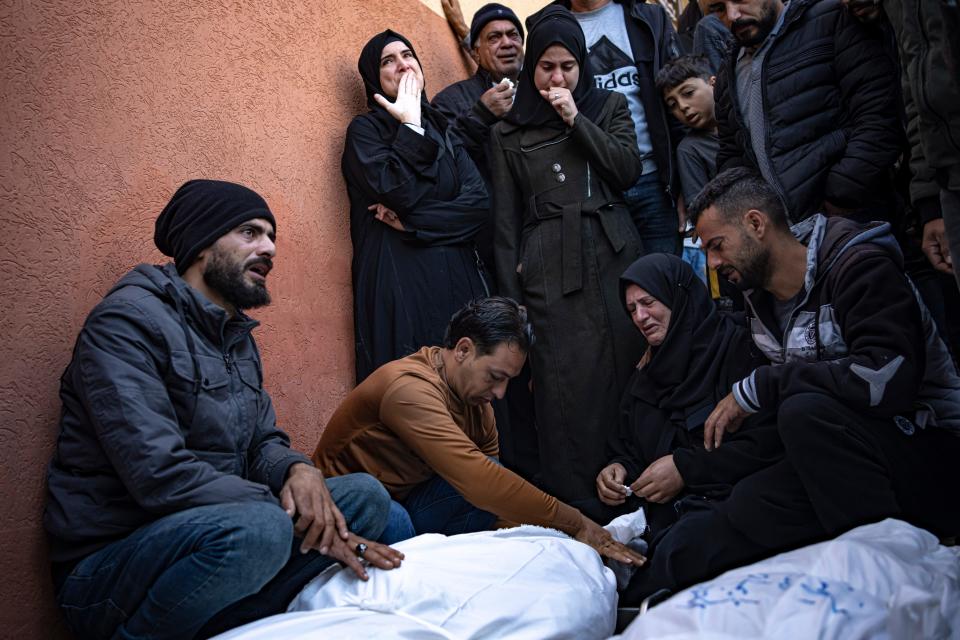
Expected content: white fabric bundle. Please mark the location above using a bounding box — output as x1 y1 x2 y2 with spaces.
214 525 618 640
616 518 960 640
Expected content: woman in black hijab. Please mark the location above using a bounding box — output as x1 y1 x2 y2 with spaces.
343 30 490 383
490 6 645 508
605 254 822 604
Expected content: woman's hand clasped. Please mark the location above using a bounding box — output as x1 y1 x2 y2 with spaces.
539 86 578 127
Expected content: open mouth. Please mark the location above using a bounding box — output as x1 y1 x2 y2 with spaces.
247 262 271 281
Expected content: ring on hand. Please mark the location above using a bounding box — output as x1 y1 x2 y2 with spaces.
355 542 368 558
552 92 558 99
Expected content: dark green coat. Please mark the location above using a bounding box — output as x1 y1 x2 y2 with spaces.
491 91 645 502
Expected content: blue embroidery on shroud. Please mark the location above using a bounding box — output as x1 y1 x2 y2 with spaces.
679 574 866 615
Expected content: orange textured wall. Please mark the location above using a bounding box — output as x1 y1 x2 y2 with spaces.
0 1 473 636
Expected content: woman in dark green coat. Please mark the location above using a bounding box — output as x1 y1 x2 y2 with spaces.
490 6 645 508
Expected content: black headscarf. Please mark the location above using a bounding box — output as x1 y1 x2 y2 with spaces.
505 5 609 128
620 254 751 431
356 30 447 132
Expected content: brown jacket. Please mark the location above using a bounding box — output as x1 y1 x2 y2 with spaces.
313 347 582 535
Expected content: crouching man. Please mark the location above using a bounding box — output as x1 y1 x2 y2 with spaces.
314 297 646 565
692 168 960 541
44 180 403 640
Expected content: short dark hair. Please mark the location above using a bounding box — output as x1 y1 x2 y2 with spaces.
687 167 790 229
443 297 534 355
655 55 713 92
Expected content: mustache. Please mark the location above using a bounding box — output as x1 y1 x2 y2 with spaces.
846 0 880 8
731 17 759 30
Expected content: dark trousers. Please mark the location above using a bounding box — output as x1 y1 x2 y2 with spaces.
777 392 960 538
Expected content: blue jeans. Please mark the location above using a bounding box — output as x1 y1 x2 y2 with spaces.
624 172 680 256
381 474 497 541
682 245 708 285
57 473 391 640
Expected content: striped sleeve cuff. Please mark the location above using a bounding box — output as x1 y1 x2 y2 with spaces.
732 371 761 414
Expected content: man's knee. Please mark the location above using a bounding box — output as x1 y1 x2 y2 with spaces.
325 473 392 540
217 502 293 580
776 392 839 450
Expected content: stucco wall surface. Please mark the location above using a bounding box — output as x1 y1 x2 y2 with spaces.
0 1 473 636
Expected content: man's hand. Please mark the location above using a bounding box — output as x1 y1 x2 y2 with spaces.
631 455 683 503
574 515 647 566
374 71 422 127
922 218 953 273
704 393 748 451
596 462 629 506
368 203 405 231
279 463 348 555
480 80 516 118
326 532 405 581
539 86 579 127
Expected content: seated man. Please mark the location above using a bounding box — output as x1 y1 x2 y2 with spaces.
314 297 645 565
44 179 403 640
691 168 960 541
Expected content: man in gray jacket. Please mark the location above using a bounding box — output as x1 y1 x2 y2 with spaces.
44 180 403 640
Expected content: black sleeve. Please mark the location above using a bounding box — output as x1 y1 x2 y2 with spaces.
714 62 749 173
673 411 782 488
433 86 499 168
344 117 489 246
490 128 525 302
823 11 905 208
570 94 643 191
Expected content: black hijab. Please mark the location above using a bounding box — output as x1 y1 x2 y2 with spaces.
620 254 753 431
356 30 446 132
505 5 609 128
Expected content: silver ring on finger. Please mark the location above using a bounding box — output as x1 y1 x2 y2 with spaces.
355 542 368 558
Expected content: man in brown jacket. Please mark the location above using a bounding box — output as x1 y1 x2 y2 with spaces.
314 297 645 564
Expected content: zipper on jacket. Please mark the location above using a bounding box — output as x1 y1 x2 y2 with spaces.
224 352 233 374
587 163 592 198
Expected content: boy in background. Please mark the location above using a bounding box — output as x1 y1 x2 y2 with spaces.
657 55 719 290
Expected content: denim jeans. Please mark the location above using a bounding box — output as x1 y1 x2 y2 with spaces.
623 172 680 256
57 473 391 640
383 473 498 539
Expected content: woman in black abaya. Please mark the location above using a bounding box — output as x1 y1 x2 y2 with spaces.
343 31 489 383
602 254 823 604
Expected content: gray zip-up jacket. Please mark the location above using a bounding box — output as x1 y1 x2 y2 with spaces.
732 215 960 432
44 263 311 565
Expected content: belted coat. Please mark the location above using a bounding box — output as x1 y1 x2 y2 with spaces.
491 91 646 502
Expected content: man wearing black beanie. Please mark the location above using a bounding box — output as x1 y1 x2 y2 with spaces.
433 3 524 206
44 179 405 640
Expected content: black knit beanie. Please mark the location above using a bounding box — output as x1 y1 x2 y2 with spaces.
469 3 524 48
154 180 276 274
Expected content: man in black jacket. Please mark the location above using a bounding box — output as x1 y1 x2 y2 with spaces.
44 180 403 640
692 168 960 541
710 0 904 222
433 3 524 190
528 0 684 255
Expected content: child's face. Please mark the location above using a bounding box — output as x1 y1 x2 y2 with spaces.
663 76 717 130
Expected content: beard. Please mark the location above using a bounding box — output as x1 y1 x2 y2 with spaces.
730 238 772 291
732 0 781 47
203 247 272 310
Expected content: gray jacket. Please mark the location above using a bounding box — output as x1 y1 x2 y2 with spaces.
44 263 310 565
